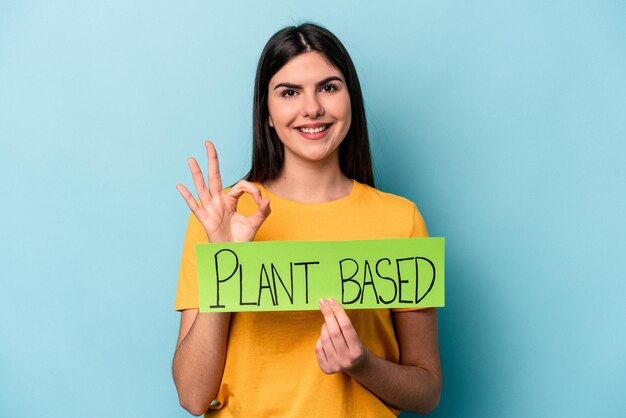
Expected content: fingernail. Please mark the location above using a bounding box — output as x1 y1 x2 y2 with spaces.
328 298 337 307
319 299 326 308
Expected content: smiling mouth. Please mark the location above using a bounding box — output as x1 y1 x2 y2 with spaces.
297 124 331 134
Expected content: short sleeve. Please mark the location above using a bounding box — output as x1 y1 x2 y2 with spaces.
410 204 429 238
174 213 209 310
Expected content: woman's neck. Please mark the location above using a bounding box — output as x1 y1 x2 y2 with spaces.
265 159 353 203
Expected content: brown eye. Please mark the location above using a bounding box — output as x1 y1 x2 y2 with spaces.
281 89 297 97
321 84 338 93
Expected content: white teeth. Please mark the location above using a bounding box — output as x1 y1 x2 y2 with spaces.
298 125 328 134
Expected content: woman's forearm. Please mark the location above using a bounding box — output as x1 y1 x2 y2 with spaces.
172 311 231 416
347 350 441 414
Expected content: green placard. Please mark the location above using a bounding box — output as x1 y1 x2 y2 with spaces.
196 238 445 312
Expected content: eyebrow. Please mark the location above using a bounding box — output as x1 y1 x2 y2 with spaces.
273 76 344 90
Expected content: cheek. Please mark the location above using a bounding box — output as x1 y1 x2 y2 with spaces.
267 100 293 130
334 94 352 129
331 92 351 121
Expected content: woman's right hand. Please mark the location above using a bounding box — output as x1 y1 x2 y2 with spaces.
176 140 271 243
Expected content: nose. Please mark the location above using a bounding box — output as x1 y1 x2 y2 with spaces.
301 93 324 118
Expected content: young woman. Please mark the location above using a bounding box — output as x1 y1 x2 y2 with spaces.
173 23 441 417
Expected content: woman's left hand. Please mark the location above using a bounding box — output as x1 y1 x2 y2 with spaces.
315 298 368 374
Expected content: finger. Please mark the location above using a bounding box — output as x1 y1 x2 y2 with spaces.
327 298 361 349
205 141 223 195
176 183 201 213
319 299 349 356
227 181 271 230
228 180 262 204
319 323 335 359
187 158 212 206
314 337 330 373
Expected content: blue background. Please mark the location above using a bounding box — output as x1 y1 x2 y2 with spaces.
1 1 624 417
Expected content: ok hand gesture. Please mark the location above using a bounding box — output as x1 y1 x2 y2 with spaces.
176 141 271 243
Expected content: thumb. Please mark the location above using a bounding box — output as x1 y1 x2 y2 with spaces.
247 197 271 231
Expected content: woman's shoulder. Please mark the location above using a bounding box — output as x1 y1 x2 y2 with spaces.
357 182 418 209
354 182 428 237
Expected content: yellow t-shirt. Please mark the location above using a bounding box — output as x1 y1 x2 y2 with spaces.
175 181 428 417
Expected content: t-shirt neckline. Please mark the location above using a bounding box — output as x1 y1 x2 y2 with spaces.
257 180 364 211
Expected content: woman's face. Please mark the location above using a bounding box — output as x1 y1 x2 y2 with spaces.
267 51 351 168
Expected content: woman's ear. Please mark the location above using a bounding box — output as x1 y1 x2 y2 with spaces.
268 115 274 128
